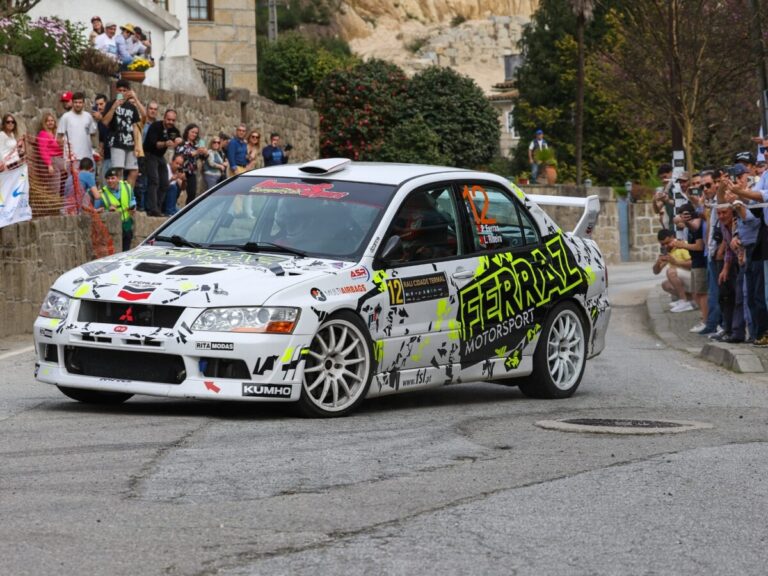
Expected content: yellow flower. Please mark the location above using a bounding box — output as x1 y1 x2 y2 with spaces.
127 58 152 72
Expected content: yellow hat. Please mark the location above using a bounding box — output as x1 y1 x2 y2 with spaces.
120 23 136 34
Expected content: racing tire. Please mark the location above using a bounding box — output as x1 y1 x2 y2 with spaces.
57 386 134 404
518 301 587 399
297 311 374 418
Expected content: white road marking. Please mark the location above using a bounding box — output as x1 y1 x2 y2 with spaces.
0 345 35 361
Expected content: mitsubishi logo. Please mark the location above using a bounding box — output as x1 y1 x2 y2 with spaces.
119 306 134 323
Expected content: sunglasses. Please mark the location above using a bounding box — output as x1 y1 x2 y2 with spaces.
702 183 713 189
250 135 260 139
4 119 16 124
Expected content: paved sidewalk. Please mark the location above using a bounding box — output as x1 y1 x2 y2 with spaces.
645 286 768 374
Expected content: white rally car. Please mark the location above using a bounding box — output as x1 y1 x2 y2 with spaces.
34 159 610 417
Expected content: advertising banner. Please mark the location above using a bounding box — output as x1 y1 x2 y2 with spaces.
0 164 31 229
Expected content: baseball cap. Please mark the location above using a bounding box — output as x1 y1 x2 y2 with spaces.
105 22 117 28
731 164 748 177
91 16 101 22
734 151 756 164
105 168 119 179
60 91 73 102
676 202 695 216
535 129 543 135
676 171 690 181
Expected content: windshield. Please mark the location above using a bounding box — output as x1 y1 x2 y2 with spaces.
153 176 396 260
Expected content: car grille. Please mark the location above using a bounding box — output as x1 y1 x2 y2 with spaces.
78 300 184 328
64 346 186 384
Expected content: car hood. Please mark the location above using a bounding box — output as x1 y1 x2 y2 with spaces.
53 246 354 307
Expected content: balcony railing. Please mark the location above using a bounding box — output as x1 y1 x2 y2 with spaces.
194 59 226 101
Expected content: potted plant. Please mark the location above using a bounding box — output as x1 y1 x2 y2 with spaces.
121 57 152 83
534 147 558 185
517 171 530 185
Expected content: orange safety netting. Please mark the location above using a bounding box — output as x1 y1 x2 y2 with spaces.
24 133 114 258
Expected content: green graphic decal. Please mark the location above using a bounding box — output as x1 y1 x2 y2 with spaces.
458 234 584 365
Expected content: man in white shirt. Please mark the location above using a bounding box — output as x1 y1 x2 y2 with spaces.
57 92 97 162
94 22 118 60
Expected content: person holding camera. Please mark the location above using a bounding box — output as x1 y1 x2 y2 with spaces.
102 79 146 190
653 229 693 311
262 132 291 167
721 163 768 343
670 203 707 322
143 109 181 216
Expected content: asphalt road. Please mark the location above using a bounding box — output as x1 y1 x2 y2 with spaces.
1 263 767 576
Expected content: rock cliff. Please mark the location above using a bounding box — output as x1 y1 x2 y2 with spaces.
332 1 538 93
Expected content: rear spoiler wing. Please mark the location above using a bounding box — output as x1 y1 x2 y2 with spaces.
527 194 600 238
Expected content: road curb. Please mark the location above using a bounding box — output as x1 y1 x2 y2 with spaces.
645 286 764 373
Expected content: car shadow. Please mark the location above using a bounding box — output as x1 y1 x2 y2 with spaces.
39 382 530 420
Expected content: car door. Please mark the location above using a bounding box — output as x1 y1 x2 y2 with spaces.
453 180 545 382
364 183 478 395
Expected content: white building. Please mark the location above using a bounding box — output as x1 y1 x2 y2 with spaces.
30 0 206 95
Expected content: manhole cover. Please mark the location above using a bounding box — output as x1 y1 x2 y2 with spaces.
535 418 712 435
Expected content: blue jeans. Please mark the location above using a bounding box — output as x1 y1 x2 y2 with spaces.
164 183 179 216
704 259 721 331
744 244 768 338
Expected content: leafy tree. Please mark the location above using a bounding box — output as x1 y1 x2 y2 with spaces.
406 66 500 168
603 0 759 169
258 32 356 104
377 114 450 165
513 0 659 184
314 59 409 159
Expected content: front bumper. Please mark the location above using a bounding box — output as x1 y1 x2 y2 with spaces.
33 309 313 402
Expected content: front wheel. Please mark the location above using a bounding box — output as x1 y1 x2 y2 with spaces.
57 386 134 404
518 301 587 399
297 312 373 418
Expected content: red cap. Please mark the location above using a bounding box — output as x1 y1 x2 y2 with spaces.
60 91 73 102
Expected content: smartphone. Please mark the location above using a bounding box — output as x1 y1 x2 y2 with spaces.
116 93 124 101
659 246 668 255
198 138 206 147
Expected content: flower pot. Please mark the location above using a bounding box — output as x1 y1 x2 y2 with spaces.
120 70 146 83
544 164 558 185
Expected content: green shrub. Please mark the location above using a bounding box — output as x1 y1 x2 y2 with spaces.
450 14 467 27
406 66 500 168
315 59 409 159
15 27 62 76
405 35 428 53
258 32 357 104
377 114 450 165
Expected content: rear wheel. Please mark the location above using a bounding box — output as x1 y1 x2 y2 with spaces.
57 386 133 404
298 312 373 418
518 301 587 399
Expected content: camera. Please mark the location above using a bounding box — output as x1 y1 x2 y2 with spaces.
284 144 293 151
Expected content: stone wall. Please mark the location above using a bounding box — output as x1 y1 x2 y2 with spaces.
629 201 662 261
0 54 318 164
522 185 658 264
0 213 121 338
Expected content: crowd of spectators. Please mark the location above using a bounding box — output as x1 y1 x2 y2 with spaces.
652 145 768 346
90 15 152 71
0 76 294 250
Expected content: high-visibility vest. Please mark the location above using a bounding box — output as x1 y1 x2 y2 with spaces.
101 181 133 224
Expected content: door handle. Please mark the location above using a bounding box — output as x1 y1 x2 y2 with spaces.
452 269 474 279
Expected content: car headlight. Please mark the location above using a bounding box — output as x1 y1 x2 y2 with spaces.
191 307 300 334
39 290 71 319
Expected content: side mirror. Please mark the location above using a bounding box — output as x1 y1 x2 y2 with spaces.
379 235 402 263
